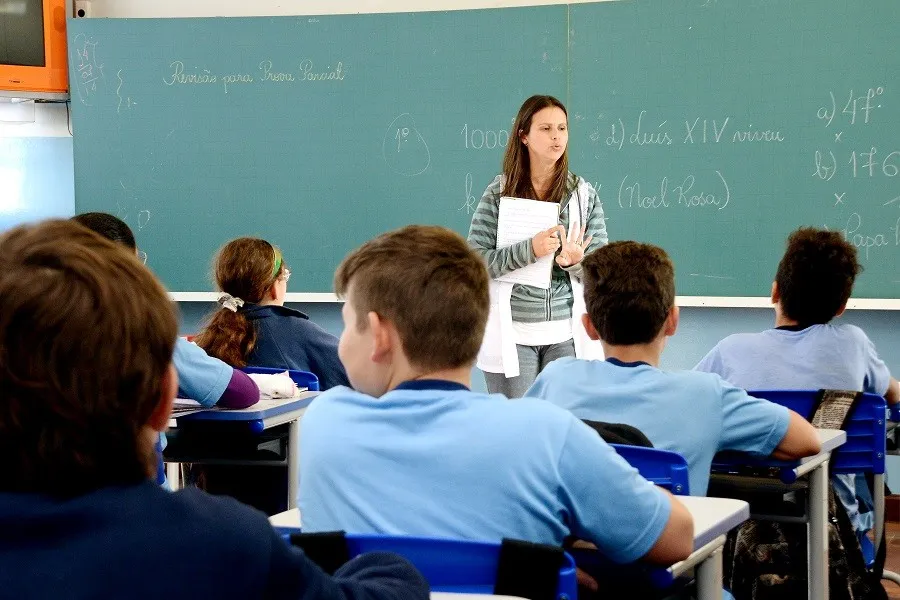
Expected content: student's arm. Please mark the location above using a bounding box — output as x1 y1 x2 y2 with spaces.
643 490 695 565
770 411 822 460
173 337 260 408
558 418 694 565
218 369 261 409
886 377 900 406
561 182 609 279
264 529 430 600
467 177 539 279
860 328 895 404
717 378 820 459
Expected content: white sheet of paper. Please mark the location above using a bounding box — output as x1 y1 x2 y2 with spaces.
496 197 560 289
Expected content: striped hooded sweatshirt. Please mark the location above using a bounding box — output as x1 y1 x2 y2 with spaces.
467 172 608 323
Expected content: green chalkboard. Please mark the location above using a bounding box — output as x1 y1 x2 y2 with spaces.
70 1 900 297
569 0 900 298
68 8 567 292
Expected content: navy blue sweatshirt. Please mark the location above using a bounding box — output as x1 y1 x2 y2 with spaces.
0 481 428 600
243 304 350 391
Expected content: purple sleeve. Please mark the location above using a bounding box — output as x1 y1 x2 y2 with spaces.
217 369 261 409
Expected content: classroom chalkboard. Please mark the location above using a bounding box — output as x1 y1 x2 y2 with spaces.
69 1 900 298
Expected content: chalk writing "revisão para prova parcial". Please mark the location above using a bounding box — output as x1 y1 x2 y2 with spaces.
163 60 346 93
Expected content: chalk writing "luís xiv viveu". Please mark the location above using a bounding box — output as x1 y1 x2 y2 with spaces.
618 171 731 210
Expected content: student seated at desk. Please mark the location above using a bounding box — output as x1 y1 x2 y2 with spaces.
695 227 900 537
0 220 429 600
299 225 694 568
72 213 260 409
195 237 349 390
526 241 820 496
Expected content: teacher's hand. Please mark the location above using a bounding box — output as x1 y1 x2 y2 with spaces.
556 226 593 267
532 226 565 258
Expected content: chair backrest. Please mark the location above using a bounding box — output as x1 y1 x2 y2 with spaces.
241 366 320 392
154 436 166 486
610 444 690 495
750 390 886 475
283 530 578 600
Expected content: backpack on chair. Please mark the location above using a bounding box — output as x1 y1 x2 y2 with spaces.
718 390 887 600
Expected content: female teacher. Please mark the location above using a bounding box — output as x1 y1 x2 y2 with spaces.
468 95 607 397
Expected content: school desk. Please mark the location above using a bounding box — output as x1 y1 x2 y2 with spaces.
166 392 318 510
711 428 847 600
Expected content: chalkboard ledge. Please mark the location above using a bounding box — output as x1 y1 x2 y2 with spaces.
167 293 900 310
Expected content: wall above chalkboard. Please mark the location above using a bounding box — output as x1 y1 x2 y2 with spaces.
69 0 900 301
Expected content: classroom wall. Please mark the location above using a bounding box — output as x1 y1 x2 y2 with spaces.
4 0 900 476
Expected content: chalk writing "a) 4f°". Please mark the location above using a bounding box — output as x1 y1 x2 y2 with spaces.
817 87 885 127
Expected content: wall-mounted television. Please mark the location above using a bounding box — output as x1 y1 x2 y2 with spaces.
0 0 68 99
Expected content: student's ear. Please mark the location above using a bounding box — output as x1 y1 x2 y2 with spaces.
581 313 601 341
267 284 278 301
367 311 394 363
771 281 780 304
147 363 177 433
835 302 848 318
663 306 679 337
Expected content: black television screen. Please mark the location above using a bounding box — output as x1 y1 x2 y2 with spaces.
0 0 46 67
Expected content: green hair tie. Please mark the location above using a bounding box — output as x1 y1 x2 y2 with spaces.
271 247 283 279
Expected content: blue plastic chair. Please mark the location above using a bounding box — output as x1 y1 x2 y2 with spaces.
610 444 691 495
241 366 320 392
281 531 578 600
154 437 167 486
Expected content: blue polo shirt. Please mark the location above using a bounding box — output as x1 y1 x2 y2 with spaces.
299 381 671 564
695 323 891 396
526 357 791 495
174 337 233 407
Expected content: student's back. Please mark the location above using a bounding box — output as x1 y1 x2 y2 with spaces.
302 384 667 561
529 357 790 495
696 323 890 394
242 303 349 389
0 481 418 600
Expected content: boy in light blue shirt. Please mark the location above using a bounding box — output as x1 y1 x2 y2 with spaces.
696 227 899 534
300 225 694 567
526 241 820 496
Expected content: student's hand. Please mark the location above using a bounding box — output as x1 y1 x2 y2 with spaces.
556 226 593 267
576 568 599 593
532 225 565 258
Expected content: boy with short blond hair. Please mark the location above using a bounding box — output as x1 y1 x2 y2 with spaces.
299 225 694 566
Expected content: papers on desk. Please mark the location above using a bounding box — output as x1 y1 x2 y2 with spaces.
496 197 560 289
